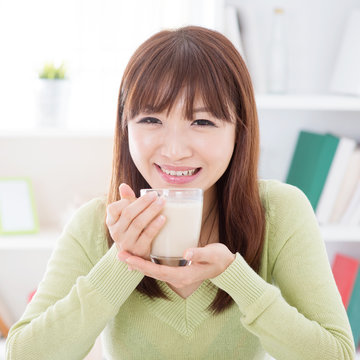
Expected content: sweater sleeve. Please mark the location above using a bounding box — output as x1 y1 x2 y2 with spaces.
5 198 144 360
210 182 356 360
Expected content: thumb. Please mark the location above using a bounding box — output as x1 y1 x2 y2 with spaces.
119 183 136 201
183 246 211 263
184 243 231 264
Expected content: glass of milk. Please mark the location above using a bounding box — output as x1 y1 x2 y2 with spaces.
140 188 203 266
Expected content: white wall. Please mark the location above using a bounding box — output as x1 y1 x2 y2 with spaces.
227 0 359 93
0 132 113 322
0 133 113 230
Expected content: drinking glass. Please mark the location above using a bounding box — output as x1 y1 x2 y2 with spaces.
140 188 203 266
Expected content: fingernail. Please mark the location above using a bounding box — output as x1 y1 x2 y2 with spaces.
127 266 133 271
126 258 134 265
156 215 166 224
184 250 193 260
117 253 127 262
156 196 165 205
147 191 158 200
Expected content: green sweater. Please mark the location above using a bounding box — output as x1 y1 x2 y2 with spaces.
6 180 355 359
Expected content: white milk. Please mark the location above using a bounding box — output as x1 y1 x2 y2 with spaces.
151 200 203 258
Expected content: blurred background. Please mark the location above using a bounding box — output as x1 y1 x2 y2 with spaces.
1 0 360 358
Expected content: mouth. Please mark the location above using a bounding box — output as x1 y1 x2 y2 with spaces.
155 164 202 184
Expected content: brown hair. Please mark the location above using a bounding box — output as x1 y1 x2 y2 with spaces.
106 26 265 314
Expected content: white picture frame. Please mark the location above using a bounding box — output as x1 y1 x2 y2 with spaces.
0 177 39 235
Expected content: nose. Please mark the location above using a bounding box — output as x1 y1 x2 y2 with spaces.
160 125 192 161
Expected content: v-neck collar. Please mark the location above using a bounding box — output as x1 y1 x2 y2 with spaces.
137 279 218 336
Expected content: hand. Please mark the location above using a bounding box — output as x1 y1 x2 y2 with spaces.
106 183 166 259
118 243 236 288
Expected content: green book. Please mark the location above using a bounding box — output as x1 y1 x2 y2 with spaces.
347 268 360 348
285 131 339 211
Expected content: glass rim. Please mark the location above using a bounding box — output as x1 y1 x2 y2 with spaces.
140 188 203 198
140 188 203 192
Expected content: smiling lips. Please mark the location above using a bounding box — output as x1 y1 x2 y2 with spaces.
155 164 201 184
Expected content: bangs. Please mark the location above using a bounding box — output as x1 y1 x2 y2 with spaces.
122 29 240 124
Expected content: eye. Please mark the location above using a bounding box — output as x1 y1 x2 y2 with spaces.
137 117 162 125
192 119 217 127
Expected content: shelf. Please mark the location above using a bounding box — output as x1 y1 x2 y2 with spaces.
0 230 59 250
0 226 360 251
320 225 360 242
255 94 360 111
0 338 6 360
0 129 113 138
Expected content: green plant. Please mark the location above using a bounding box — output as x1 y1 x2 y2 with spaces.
39 62 67 79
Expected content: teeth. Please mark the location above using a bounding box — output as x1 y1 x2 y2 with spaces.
160 167 197 176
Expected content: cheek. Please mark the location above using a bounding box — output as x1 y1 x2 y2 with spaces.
210 143 234 169
201 131 235 168
128 127 155 163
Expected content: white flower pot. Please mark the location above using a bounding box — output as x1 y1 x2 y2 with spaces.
36 79 70 128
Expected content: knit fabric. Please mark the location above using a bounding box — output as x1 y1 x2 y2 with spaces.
6 180 355 359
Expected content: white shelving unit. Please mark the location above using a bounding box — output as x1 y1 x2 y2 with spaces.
0 224 359 252
0 231 59 250
321 226 360 242
256 93 360 263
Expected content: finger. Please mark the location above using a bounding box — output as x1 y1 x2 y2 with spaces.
111 190 160 238
119 183 136 201
117 250 132 261
184 244 236 274
106 184 140 227
125 255 186 282
119 196 165 254
134 213 166 256
125 255 208 287
183 244 222 264
106 199 131 226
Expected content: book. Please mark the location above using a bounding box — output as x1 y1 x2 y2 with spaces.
347 267 360 347
315 137 357 224
329 147 360 223
348 196 360 226
330 9 360 96
224 5 246 60
0 315 9 338
332 254 359 308
0 296 13 338
340 181 360 226
236 6 267 93
28 289 37 303
286 130 339 211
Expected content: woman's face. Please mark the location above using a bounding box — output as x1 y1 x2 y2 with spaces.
127 95 236 195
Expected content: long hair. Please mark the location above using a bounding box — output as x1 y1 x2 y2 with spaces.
106 26 265 314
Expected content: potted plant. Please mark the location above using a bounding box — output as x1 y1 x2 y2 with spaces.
39 61 67 80
36 61 70 128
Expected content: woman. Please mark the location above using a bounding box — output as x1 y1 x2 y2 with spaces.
6 26 355 359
